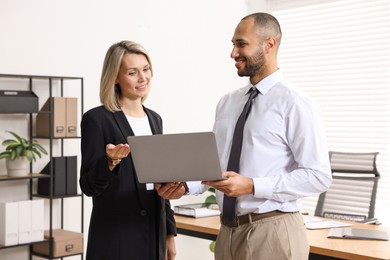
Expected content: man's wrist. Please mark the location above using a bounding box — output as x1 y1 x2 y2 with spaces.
249 178 255 195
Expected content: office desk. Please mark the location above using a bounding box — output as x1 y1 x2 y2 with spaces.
175 215 390 260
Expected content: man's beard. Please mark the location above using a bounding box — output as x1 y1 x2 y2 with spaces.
237 50 265 77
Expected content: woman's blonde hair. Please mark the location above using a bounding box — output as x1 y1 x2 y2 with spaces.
100 40 153 112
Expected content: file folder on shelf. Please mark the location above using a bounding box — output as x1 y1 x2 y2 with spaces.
65 97 77 137
36 97 66 138
65 156 78 195
31 199 44 242
38 156 78 196
0 201 19 246
38 156 66 196
18 200 32 244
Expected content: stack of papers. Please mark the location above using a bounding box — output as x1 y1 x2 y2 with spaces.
174 203 220 218
304 217 352 230
328 227 389 241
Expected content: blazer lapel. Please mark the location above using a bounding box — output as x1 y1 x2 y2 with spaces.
113 111 134 142
144 107 162 134
112 110 150 212
113 107 162 137
112 107 166 259
112 108 164 217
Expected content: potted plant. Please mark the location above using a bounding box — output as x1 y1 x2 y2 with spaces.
0 131 47 177
205 187 217 252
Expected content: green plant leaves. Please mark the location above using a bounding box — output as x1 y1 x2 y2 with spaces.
209 241 216 252
205 194 217 204
0 131 47 162
205 187 217 204
0 151 11 159
208 187 216 193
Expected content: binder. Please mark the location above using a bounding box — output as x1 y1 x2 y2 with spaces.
328 227 389 241
66 156 78 195
0 201 19 246
18 200 32 244
36 97 66 138
38 157 66 196
174 203 220 218
65 97 78 137
31 200 44 242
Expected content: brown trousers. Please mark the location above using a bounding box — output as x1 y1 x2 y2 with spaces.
215 212 309 260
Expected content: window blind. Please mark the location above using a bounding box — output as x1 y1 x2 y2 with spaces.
267 0 390 225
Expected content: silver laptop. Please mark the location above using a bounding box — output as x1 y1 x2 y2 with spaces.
127 132 223 183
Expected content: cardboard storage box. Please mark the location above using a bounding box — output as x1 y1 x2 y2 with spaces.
33 229 83 258
36 97 78 137
0 90 38 113
36 97 66 138
65 97 78 137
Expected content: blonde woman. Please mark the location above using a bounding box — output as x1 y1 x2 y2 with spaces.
80 40 178 260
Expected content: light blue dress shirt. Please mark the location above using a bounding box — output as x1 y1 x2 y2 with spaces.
188 70 332 216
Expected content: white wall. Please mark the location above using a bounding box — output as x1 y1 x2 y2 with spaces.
0 0 263 259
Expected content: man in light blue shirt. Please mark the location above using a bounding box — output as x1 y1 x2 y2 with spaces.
200 12 332 260
157 12 332 260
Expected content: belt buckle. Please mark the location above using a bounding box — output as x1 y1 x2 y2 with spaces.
228 217 239 228
233 216 239 227
221 215 239 228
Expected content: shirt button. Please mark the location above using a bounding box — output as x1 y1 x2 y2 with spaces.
140 210 147 216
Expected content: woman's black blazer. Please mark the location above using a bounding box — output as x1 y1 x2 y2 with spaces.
80 105 176 260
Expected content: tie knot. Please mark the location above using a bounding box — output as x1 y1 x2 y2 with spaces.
248 87 259 100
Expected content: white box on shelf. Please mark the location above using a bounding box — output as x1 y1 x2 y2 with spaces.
18 200 32 244
31 199 44 242
0 201 19 246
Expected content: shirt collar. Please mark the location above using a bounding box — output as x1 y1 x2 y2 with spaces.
251 69 283 95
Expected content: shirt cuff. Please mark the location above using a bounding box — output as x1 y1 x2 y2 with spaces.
253 177 273 199
186 181 205 195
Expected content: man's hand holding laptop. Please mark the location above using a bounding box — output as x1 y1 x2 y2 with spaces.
155 171 255 200
202 172 255 196
155 183 187 199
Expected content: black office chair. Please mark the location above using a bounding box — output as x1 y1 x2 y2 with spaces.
314 151 380 224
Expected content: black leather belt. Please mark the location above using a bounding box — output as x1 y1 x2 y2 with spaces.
221 210 292 228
